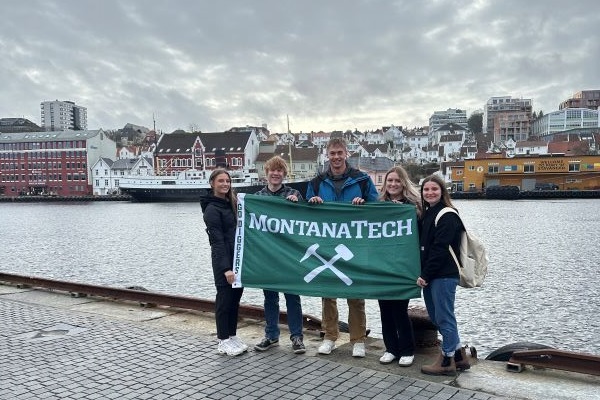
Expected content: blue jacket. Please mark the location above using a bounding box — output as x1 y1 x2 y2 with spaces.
306 167 379 202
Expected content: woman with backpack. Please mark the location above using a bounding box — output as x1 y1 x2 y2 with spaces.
417 174 470 375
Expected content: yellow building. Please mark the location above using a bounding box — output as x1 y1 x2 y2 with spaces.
458 155 600 192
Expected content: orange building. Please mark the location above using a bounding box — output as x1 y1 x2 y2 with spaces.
458 155 600 192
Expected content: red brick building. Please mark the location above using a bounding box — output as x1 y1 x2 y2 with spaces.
154 130 259 175
0 130 116 197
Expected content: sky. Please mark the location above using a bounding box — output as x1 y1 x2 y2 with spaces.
1 0 598 134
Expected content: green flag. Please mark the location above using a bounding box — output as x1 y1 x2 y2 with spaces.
233 193 421 300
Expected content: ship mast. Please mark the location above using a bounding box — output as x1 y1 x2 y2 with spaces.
287 115 293 182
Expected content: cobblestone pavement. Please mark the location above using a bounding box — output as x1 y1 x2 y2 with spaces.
1 296 502 400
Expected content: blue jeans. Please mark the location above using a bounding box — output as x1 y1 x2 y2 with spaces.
423 277 460 356
263 290 303 340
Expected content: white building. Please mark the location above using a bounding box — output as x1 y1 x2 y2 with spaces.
532 108 600 139
429 108 468 132
439 134 464 161
91 156 153 195
430 123 467 146
40 100 87 131
403 131 429 151
514 140 548 156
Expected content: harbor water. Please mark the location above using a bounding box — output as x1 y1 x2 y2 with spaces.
1 199 598 357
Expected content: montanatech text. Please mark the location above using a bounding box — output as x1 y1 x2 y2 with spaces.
248 213 414 239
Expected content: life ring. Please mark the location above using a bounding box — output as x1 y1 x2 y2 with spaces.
476 166 484 173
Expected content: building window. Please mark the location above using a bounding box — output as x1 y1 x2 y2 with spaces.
488 165 499 174
95 180 99 186
105 179 109 186
524 164 535 173
568 163 580 172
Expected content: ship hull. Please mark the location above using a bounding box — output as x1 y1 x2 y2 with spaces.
121 181 310 202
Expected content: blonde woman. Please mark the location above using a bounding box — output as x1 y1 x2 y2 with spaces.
377 166 421 367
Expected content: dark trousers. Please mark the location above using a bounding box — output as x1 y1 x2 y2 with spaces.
215 285 244 340
378 299 415 357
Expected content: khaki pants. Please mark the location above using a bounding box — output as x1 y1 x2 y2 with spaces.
321 298 366 344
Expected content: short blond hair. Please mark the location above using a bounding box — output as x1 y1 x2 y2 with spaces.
264 155 288 175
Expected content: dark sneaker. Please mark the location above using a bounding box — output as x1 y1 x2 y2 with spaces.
254 337 279 351
291 336 306 354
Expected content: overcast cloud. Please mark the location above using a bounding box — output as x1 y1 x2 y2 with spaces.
1 0 598 133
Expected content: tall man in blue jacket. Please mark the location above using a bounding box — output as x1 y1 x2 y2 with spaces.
306 137 379 358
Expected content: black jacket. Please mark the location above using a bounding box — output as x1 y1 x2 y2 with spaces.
419 202 463 283
200 192 236 286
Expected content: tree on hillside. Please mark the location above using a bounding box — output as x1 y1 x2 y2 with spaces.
402 162 440 183
467 112 483 134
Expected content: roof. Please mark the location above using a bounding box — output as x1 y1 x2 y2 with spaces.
361 143 388 153
0 118 42 133
0 129 102 142
156 131 252 154
547 141 590 155
346 155 394 172
434 122 467 132
515 141 548 148
111 158 138 170
256 145 319 162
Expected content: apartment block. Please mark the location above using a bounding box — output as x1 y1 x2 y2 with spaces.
559 90 600 110
40 100 88 131
483 96 532 137
493 110 532 143
429 108 467 132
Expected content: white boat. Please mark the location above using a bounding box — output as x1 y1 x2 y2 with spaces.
118 169 308 202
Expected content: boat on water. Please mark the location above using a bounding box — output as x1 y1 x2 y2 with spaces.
119 169 309 202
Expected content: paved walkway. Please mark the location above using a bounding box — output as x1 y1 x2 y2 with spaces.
1 290 502 400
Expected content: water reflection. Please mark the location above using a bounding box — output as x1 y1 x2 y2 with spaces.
1 199 598 357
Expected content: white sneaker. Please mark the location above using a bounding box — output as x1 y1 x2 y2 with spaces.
217 339 244 356
352 342 366 358
379 352 396 364
398 355 414 367
318 339 336 355
229 336 248 352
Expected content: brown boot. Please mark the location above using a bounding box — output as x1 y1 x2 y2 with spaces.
454 347 471 371
421 353 456 376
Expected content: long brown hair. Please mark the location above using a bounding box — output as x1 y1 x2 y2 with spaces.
209 169 237 212
380 166 422 216
420 174 456 211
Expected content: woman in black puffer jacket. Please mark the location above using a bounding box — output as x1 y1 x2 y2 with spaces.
200 169 246 356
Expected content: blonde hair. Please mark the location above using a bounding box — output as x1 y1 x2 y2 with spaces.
209 169 237 212
420 174 456 211
264 155 288 176
380 166 422 216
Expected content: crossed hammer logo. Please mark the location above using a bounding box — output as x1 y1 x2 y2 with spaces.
300 243 354 286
